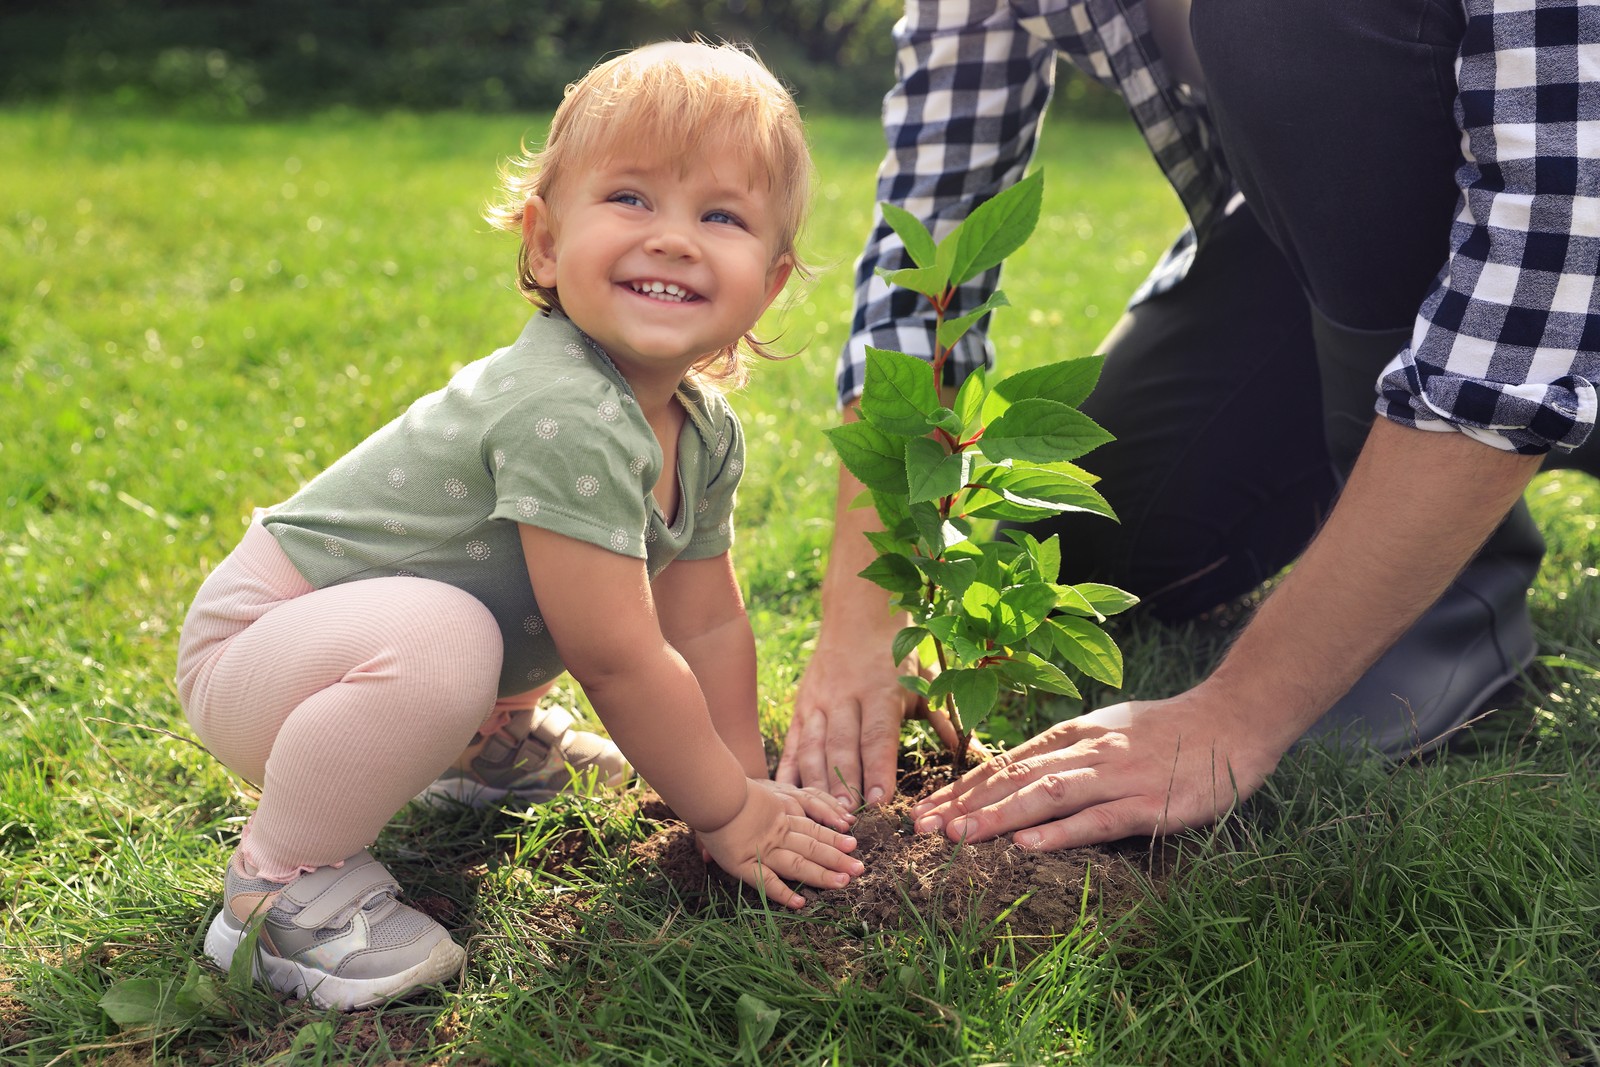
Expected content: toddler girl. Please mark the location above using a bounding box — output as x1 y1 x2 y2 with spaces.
176 41 862 1011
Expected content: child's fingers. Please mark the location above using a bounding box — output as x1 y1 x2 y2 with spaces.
750 865 807 909
767 843 858 891
784 821 864 874
791 817 860 859
791 786 857 829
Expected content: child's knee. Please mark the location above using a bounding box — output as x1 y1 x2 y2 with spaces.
387 579 504 712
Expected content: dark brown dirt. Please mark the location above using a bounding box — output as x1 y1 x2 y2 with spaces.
627 757 1165 976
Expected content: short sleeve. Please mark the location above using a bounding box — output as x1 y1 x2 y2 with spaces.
485 389 657 560
681 402 745 559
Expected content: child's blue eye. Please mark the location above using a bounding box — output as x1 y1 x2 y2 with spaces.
704 210 742 226
610 192 644 207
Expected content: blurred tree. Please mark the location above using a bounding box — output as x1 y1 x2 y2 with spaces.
0 0 895 113
0 0 1118 119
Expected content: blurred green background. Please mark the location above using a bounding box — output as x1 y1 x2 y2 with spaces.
1 0 1125 118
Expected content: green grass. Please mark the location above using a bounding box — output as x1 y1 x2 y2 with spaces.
4 105 1599 1065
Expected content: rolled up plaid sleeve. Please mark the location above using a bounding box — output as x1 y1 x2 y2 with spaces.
1379 0 1600 455
837 0 1058 406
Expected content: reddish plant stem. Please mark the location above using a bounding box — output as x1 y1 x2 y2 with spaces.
923 283 981 771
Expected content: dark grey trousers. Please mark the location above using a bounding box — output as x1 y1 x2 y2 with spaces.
1042 0 1598 621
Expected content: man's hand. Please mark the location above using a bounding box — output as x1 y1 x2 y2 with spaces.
908 693 1284 849
910 420 1544 849
779 623 930 807
778 409 927 806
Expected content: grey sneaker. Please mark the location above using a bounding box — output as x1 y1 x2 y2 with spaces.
203 850 464 1011
415 705 631 809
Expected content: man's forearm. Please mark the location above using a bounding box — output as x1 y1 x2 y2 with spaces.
1201 419 1543 751
818 461 907 648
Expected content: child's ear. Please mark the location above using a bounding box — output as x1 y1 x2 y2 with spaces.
761 253 795 310
521 195 558 288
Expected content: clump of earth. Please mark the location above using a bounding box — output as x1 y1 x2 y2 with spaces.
625 756 1161 975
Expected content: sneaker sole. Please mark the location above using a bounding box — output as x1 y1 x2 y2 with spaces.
204 910 465 1011
412 778 561 810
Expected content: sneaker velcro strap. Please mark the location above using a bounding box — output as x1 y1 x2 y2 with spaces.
278 852 401 931
529 705 577 744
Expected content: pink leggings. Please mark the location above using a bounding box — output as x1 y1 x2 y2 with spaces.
177 518 516 880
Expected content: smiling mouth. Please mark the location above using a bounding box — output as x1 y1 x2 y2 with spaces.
629 280 699 303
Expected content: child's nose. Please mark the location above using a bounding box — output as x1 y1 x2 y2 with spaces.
644 219 698 258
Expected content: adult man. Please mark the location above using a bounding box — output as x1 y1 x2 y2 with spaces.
777 0 1599 848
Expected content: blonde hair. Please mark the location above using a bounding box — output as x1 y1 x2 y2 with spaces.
485 40 813 388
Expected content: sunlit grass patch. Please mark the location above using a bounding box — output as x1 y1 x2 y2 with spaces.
4 106 1597 1065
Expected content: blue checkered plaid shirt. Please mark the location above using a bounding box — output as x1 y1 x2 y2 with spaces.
839 0 1599 456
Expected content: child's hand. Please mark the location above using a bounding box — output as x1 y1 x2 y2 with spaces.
697 780 864 909
696 778 858 863
748 777 858 832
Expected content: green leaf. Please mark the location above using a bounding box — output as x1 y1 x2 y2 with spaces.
737 993 782 1054
936 291 1011 352
924 614 963 644
961 580 1000 624
935 227 960 289
967 464 1115 521
869 489 916 540
1051 583 1103 620
982 399 1115 464
980 382 1013 425
99 967 224 1031
1001 529 1063 584
993 355 1106 409
881 202 937 269
875 264 949 299
100 978 170 1028
863 530 908 556
826 421 907 495
227 912 267 993
858 552 923 596
175 962 222 1016
930 406 963 436
952 366 988 436
893 626 931 666
910 500 968 556
912 555 978 598
930 668 1000 723
994 652 1082 698
277 1021 338 1064
905 437 971 504
994 584 1060 644
1066 582 1141 618
899 674 932 696
1051 616 1124 688
861 347 943 435
949 170 1045 287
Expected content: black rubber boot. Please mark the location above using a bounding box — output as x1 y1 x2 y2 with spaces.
1297 311 1542 756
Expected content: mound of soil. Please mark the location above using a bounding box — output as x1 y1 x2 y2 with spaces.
628 760 1162 975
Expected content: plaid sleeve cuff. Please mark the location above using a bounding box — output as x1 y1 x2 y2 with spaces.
1382 0 1600 454
1378 346 1598 454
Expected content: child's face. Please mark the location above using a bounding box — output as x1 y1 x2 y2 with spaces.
522 149 793 386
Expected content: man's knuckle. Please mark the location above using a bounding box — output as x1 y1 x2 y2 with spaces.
995 759 1035 788
859 718 901 745
1038 771 1073 803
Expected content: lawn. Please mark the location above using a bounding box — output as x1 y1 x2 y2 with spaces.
3 105 1598 1065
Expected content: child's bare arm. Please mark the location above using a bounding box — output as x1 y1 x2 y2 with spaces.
519 525 861 905
650 553 765 778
